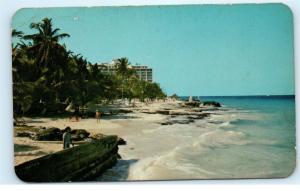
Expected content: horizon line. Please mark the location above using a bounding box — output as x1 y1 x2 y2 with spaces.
176 94 295 97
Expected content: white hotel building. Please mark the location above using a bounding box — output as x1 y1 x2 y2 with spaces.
97 60 153 82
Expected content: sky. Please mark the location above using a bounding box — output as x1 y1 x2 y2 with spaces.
12 4 294 96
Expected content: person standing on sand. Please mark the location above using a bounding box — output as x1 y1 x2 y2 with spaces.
95 110 101 123
63 126 73 149
74 104 80 122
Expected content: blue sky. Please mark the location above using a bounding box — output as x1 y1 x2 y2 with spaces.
12 4 294 96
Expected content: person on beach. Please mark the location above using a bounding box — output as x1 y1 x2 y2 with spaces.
95 110 101 123
74 104 80 122
63 126 73 149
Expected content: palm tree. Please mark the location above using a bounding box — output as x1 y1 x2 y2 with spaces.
115 58 128 100
115 57 138 100
115 57 130 76
23 18 70 103
12 29 36 118
24 18 70 69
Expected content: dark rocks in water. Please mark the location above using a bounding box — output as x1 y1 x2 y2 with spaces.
184 119 195 124
170 111 209 117
187 115 205 120
142 110 170 115
117 137 126 145
118 109 133 113
208 121 223 124
156 110 170 115
15 136 120 182
161 121 173 125
184 101 200 107
161 112 210 126
71 129 90 141
190 108 204 112
202 101 221 107
161 119 195 126
172 119 194 124
33 127 62 141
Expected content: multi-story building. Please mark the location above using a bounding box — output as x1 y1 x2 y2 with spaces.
97 61 153 82
97 63 117 75
132 65 153 82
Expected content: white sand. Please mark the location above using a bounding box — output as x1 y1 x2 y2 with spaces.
14 101 174 166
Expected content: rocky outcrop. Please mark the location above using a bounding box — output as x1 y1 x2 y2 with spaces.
16 127 92 142
118 109 133 113
184 101 201 107
141 110 170 115
15 136 119 182
161 119 195 125
187 115 207 120
33 127 62 141
201 101 221 107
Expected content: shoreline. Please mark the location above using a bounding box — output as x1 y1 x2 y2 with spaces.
14 99 220 166
14 97 295 180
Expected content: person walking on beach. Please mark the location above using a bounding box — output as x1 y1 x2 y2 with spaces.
95 110 101 123
63 126 73 149
74 104 80 122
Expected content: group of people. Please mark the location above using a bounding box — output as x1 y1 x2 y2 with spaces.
68 107 102 123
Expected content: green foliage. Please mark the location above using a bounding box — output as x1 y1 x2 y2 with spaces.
170 93 180 100
12 17 166 117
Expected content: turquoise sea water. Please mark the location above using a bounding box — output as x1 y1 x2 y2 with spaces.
187 95 296 178
198 96 296 150
100 96 296 180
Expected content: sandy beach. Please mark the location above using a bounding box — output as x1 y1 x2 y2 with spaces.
14 100 182 166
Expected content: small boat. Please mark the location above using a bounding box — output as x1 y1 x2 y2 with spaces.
15 136 119 182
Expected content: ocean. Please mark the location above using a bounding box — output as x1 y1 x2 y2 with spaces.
98 96 296 180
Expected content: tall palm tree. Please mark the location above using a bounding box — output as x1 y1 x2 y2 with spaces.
23 18 70 103
12 29 36 118
24 18 70 73
116 57 129 76
115 57 138 99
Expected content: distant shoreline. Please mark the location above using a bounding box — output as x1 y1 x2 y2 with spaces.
180 95 295 100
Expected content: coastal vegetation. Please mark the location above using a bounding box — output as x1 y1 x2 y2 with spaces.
12 18 166 118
